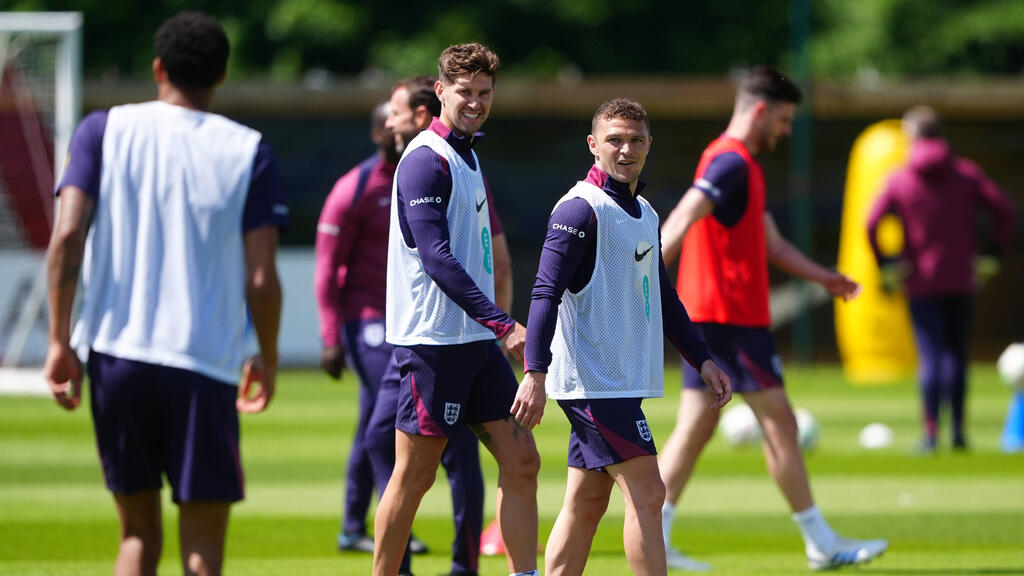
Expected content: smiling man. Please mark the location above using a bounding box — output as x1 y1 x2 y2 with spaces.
374 44 541 576
512 98 731 576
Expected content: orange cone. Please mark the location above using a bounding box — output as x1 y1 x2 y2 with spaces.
479 518 505 556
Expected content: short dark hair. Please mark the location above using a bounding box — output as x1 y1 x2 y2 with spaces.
370 99 390 132
395 75 441 117
903 105 942 139
737 66 802 109
154 11 229 90
591 97 650 135
438 43 500 85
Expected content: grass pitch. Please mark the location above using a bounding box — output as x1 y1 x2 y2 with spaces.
1 364 1023 575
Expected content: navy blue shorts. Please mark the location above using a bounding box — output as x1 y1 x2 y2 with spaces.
393 340 517 438
87 350 244 503
683 323 783 394
557 398 656 471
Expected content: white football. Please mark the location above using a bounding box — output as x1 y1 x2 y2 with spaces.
858 422 894 450
997 342 1024 390
719 402 762 446
795 408 819 452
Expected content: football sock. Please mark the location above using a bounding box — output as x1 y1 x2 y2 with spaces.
792 505 836 553
510 571 539 576
662 501 676 548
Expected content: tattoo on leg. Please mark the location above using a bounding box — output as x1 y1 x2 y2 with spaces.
469 423 495 450
471 417 534 452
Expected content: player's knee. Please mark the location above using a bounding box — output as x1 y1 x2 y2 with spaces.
396 464 439 496
628 473 666 514
694 413 719 442
761 413 800 453
501 445 541 486
570 486 611 521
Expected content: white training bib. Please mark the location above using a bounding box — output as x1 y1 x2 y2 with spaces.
385 129 495 346
72 101 261 384
547 182 665 399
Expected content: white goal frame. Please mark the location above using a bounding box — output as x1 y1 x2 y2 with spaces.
0 12 82 367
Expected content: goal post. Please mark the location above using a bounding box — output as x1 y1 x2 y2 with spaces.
0 12 82 368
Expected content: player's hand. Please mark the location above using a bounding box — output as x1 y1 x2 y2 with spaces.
237 355 276 414
823 271 861 301
511 371 546 430
878 262 906 294
43 341 82 411
320 346 346 380
974 255 1000 288
700 359 732 411
499 322 527 362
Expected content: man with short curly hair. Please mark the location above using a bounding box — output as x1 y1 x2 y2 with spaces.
44 10 285 576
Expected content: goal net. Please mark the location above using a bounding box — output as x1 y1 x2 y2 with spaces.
0 12 81 369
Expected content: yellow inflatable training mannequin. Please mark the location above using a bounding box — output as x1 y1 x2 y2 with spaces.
835 119 916 383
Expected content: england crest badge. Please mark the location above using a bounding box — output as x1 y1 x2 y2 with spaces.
444 402 461 425
636 419 652 442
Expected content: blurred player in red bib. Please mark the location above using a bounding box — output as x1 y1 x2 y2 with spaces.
658 67 888 572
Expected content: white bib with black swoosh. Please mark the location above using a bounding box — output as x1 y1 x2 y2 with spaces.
548 181 664 399
386 129 495 346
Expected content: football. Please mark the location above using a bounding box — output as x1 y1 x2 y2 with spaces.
795 408 819 452
858 422 894 450
997 342 1024 390
719 402 762 446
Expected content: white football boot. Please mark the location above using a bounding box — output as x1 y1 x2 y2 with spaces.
666 546 712 572
807 536 889 570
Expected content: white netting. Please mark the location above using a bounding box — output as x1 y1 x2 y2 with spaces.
0 12 81 368
0 32 58 248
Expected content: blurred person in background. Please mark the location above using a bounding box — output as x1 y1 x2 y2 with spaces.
867 105 1016 453
43 11 285 575
315 100 404 554
658 66 887 572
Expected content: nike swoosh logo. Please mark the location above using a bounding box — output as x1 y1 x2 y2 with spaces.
476 198 487 212
634 246 653 261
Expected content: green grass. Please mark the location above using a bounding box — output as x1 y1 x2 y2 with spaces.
2 364 1023 575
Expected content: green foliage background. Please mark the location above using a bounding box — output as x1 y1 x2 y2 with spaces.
3 0 1023 81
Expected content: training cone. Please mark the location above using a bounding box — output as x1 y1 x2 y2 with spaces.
1001 390 1024 453
479 518 505 556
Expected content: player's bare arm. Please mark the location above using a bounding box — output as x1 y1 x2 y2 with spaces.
763 211 861 301
43 186 95 410
660 186 714 265
511 370 546 430
240 225 282 413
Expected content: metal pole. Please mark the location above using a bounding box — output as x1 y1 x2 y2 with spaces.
789 0 813 363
